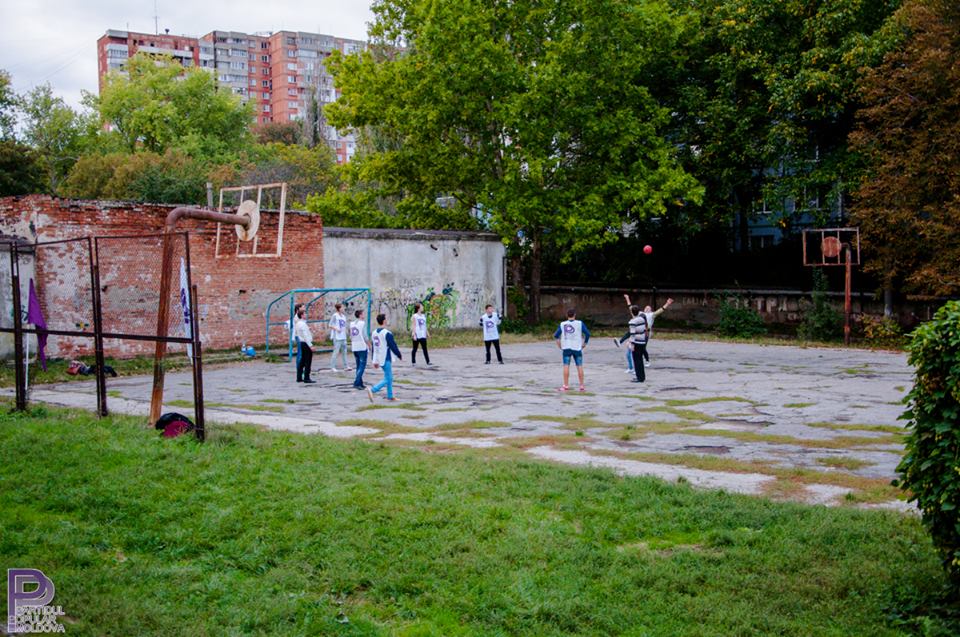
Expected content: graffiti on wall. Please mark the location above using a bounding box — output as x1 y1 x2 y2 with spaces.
372 281 489 330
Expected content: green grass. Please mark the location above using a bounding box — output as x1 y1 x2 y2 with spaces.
784 402 817 408
0 406 956 635
357 402 425 412
0 406 955 635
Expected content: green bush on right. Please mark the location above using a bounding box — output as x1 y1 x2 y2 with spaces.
896 300 960 592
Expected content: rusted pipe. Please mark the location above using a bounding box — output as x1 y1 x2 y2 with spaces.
149 206 252 425
164 206 249 233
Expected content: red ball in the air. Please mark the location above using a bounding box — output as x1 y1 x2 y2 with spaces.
643 244 653 255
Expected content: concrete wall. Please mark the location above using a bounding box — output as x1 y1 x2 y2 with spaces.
535 285 949 329
323 227 505 329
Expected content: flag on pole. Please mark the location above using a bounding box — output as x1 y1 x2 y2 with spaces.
179 257 193 357
26 279 48 371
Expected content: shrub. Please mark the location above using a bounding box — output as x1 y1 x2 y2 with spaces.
896 300 960 590
861 314 904 346
798 268 843 341
716 295 766 338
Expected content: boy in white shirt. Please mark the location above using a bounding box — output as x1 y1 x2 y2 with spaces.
410 302 431 365
479 304 503 364
554 308 591 392
293 307 316 384
350 309 371 389
328 302 349 372
366 313 403 402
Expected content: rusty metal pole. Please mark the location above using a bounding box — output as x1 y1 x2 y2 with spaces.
149 208 250 425
10 243 25 411
844 245 852 346
190 284 205 441
89 239 108 417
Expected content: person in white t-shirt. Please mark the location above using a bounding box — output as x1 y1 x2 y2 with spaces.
293 306 316 384
479 304 503 364
366 312 403 402
553 308 591 392
410 302 431 365
328 303 349 372
350 308 371 389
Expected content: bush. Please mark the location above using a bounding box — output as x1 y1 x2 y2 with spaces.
896 300 960 590
798 268 843 341
861 314 904 346
716 295 766 337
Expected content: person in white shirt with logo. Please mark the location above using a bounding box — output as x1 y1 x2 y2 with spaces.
293 306 316 384
479 304 503 364
350 309 371 389
554 307 591 392
366 312 403 402
328 303 349 372
410 302 431 365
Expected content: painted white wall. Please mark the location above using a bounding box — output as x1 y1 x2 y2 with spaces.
322 228 505 329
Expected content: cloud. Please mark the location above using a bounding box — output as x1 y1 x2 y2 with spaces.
0 0 375 108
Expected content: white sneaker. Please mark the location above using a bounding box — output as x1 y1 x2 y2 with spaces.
644 362 651 368
625 368 633 374
331 367 339 372
366 387 374 403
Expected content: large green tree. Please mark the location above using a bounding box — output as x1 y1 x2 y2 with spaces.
667 0 899 248
325 0 701 320
0 69 16 140
850 0 960 297
95 53 253 159
17 83 91 193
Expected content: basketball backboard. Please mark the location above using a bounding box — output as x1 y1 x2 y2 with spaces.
802 228 860 267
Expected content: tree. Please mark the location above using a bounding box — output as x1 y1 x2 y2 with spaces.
239 142 339 207
326 0 701 321
0 140 44 196
95 53 253 160
61 150 205 204
666 0 899 249
254 121 303 146
0 69 16 140
849 0 960 297
18 83 91 193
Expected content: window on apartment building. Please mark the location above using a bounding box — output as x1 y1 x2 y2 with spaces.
288 101 298 108
261 54 268 62
263 104 271 112
250 79 256 86
262 80 269 87
261 68 268 75
288 88 297 96
286 62 296 70
263 92 270 99
231 61 246 70
249 53 255 60
286 37 295 45
261 41 268 49
288 75 296 83
250 65 256 73
288 49 297 58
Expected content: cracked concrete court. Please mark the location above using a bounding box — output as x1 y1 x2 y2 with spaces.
22 338 913 510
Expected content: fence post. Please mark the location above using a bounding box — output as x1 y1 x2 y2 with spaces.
10 244 26 411
90 243 108 417
190 284 205 442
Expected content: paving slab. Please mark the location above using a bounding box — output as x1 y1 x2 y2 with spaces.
12 338 914 509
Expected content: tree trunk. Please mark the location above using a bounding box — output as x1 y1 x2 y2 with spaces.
528 235 542 324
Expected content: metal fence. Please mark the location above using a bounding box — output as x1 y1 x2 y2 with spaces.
0 232 205 440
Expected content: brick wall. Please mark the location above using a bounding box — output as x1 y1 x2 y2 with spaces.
0 195 324 357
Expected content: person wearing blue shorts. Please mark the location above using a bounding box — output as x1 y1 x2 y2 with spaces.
554 308 591 392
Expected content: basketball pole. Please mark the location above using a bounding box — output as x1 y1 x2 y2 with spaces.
844 245 852 346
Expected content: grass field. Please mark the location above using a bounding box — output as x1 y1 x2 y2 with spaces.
1 406 956 636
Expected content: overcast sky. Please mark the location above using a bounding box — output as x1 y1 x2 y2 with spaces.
0 0 376 108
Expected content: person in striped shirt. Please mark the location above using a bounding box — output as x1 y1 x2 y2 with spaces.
628 304 649 383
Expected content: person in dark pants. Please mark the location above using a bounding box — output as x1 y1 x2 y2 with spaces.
410 302 431 365
480 304 503 364
627 304 649 383
294 306 316 383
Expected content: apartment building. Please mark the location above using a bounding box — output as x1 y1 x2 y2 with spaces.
96 28 365 163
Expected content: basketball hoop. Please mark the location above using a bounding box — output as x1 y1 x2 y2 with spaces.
821 236 841 259
234 200 260 242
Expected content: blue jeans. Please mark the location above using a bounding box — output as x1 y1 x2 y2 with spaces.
626 347 633 370
561 348 583 366
372 358 394 399
353 350 367 387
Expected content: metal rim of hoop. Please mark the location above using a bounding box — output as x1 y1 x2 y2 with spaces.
234 200 260 241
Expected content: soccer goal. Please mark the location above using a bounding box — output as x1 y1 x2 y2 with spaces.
265 288 372 357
